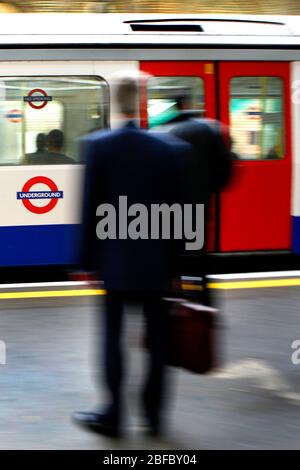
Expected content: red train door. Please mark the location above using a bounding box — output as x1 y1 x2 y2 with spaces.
219 62 292 251
139 61 217 250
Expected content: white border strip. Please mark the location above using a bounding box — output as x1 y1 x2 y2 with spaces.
0 271 300 290
183 271 300 281
0 281 88 289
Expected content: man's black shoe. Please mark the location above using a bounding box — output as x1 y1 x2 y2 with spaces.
72 411 121 438
135 416 162 438
145 421 162 438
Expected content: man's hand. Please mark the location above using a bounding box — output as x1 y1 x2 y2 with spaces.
171 278 182 295
68 270 102 287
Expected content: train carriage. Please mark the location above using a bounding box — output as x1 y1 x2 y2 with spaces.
0 13 299 271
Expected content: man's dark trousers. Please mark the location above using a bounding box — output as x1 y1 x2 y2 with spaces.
104 290 168 428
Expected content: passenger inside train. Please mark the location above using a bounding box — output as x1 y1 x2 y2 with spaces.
165 93 204 124
25 129 74 165
44 129 74 164
25 132 48 164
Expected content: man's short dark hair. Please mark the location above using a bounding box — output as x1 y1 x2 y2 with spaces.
48 129 64 150
175 94 191 111
36 133 47 151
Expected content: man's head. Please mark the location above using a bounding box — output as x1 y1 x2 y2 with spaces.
47 129 64 152
175 94 192 112
36 133 47 152
114 75 139 118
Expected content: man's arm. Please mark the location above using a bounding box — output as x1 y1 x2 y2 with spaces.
168 141 194 279
78 137 100 272
209 123 233 193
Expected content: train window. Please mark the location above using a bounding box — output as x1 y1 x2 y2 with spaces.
230 77 284 160
0 76 109 165
147 76 204 128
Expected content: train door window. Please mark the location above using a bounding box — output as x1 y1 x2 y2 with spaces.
146 76 204 128
230 77 284 160
0 76 109 165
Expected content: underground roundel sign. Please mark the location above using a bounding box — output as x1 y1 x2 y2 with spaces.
17 176 63 214
23 89 52 109
6 109 23 123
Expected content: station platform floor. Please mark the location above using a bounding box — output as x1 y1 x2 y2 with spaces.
0 274 300 450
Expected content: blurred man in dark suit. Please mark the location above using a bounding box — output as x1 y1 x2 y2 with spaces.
166 95 232 208
73 75 192 437
165 95 232 305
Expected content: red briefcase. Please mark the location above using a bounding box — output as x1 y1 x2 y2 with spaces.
165 298 219 374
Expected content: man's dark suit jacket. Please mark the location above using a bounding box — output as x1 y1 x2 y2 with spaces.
167 113 232 207
80 121 192 292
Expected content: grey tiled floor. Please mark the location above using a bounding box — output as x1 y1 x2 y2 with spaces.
0 287 300 449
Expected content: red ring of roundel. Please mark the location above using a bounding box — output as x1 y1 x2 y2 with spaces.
21 176 59 214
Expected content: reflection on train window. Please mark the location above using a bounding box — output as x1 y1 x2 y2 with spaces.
147 76 204 128
0 77 109 165
230 77 284 160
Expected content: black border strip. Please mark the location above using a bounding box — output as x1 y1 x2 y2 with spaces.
0 43 300 50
